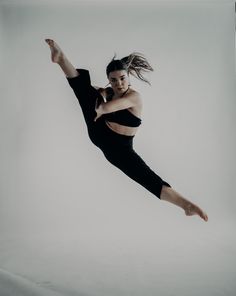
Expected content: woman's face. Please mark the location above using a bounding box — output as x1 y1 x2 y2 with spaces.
108 70 130 94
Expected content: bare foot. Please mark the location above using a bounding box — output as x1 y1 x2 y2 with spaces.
45 38 65 63
184 202 208 222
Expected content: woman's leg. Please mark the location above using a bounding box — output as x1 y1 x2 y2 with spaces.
103 147 171 199
45 38 79 78
45 38 101 129
104 148 208 222
160 186 208 221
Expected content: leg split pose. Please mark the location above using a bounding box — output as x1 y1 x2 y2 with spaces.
45 39 208 222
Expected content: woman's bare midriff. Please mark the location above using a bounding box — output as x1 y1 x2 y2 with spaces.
105 120 138 136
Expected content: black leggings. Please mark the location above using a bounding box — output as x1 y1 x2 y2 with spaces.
66 68 171 199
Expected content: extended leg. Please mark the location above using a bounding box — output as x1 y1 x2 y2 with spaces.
103 148 171 200
104 148 208 222
45 38 101 128
160 186 208 221
45 38 79 78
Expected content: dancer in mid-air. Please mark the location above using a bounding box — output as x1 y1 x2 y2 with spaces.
45 39 208 222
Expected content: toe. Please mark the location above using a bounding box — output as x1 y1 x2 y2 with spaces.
45 39 53 46
201 212 208 221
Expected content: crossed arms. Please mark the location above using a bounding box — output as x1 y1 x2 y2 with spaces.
93 88 142 122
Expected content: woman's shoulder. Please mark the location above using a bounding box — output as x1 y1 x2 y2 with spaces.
127 88 143 106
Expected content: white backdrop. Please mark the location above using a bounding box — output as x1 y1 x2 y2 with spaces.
0 0 236 295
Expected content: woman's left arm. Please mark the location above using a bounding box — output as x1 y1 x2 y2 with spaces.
94 91 141 122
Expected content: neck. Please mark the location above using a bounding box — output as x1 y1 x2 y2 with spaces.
113 86 129 99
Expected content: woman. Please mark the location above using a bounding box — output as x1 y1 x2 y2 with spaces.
45 39 208 222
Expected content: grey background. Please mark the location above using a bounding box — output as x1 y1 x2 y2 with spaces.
0 0 236 295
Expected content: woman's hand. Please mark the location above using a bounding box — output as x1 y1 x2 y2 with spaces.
94 98 104 122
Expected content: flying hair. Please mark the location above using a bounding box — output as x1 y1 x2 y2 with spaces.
106 51 154 85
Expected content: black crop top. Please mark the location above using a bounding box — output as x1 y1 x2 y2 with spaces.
101 87 142 127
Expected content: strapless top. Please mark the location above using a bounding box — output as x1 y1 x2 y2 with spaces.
101 87 142 127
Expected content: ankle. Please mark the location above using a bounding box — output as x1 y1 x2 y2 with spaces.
161 187 186 209
56 53 67 65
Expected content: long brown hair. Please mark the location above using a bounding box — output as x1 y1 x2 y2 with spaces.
106 52 154 85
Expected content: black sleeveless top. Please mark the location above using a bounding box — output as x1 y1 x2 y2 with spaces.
102 87 142 127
